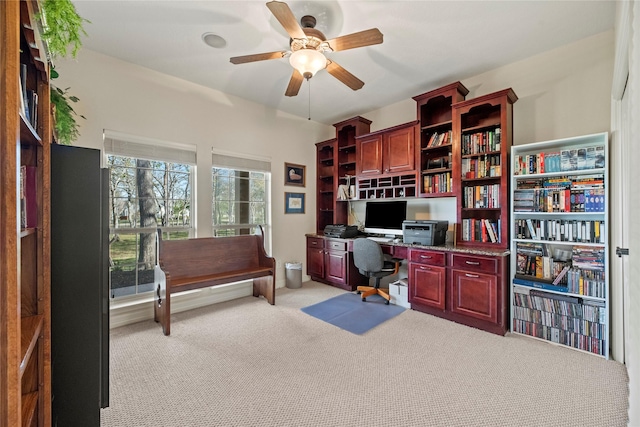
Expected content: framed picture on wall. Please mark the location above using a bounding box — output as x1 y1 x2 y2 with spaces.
285 162 305 187
285 192 305 214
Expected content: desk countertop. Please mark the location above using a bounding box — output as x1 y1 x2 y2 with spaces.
305 234 510 258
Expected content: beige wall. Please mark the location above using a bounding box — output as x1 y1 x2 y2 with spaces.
363 30 614 145
54 49 335 288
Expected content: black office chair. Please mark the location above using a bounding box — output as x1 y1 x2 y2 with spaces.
352 238 401 305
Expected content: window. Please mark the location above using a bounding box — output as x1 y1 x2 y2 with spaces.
105 132 196 298
212 152 271 242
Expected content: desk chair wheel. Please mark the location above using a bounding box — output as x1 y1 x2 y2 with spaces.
385 300 390 305
361 297 366 302
356 290 361 295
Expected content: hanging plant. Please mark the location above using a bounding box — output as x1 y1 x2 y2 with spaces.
50 82 85 145
37 0 89 144
39 0 89 59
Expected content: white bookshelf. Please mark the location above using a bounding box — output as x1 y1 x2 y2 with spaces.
509 132 609 358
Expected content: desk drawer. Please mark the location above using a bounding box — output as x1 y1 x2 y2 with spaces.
409 249 445 266
451 254 497 274
307 237 324 248
326 239 347 251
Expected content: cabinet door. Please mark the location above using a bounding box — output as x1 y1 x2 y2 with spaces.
384 125 415 174
450 269 497 323
409 262 446 310
324 250 348 285
356 134 383 176
306 238 325 278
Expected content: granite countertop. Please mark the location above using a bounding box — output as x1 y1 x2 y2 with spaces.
305 234 510 257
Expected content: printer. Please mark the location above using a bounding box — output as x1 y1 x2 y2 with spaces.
402 220 448 246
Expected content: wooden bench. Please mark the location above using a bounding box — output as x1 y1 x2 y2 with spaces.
154 226 276 335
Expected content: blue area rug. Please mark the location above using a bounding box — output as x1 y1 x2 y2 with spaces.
301 292 406 335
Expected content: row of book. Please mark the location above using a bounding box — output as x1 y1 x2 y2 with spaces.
462 184 500 209
20 64 39 130
20 165 37 229
461 128 501 155
424 130 451 148
512 319 606 356
513 144 605 175
422 173 451 194
514 218 605 243
512 287 606 356
512 306 606 339
513 287 606 322
461 154 501 179
514 187 605 213
460 218 500 243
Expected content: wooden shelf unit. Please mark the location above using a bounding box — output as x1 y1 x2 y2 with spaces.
1 1 52 426
453 88 517 250
413 82 469 198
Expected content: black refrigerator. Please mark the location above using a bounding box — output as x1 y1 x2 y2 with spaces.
51 144 109 426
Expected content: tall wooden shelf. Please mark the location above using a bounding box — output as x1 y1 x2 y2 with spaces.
1 1 52 426
413 82 469 197
453 88 517 250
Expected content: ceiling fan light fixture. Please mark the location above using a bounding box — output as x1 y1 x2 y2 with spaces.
289 48 326 79
202 32 227 49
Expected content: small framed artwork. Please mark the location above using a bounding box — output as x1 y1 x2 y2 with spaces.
285 162 305 187
285 192 305 214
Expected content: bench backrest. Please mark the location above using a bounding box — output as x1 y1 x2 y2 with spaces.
158 231 270 280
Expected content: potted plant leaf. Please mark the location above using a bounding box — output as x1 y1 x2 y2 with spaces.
39 0 89 144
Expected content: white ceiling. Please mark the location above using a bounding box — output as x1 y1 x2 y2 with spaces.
71 0 616 125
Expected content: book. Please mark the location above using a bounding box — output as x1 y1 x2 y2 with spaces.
512 276 569 293
594 145 605 168
20 165 37 229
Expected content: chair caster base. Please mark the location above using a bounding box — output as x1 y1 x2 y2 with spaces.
362 297 366 302
385 300 390 305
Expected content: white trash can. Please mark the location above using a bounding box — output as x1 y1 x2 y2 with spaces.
285 262 303 289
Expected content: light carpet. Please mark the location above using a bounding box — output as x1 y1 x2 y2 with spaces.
101 281 629 427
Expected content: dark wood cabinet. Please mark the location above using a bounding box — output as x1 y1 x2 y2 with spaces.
453 89 517 249
413 82 469 197
306 236 364 291
450 268 498 324
356 121 417 177
315 139 337 234
408 249 446 310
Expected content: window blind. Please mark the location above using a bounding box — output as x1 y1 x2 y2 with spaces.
104 131 196 165
212 152 271 172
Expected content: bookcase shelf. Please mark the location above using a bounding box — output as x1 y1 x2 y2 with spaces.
1 2 52 425
510 132 609 358
413 82 469 197
453 89 517 249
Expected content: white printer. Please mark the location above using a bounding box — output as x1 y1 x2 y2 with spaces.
402 220 448 246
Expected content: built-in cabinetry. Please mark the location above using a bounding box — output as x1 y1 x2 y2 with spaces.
306 236 364 291
510 132 609 358
413 82 469 197
355 121 418 200
315 117 371 234
1 1 52 425
409 249 509 335
453 89 517 249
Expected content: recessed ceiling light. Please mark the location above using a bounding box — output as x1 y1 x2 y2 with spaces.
202 33 226 49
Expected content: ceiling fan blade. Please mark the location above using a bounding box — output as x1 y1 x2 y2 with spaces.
285 69 304 97
230 51 286 64
266 1 306 40
326 61 364 91
325 28 383 52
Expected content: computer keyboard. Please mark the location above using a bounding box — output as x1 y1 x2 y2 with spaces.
367 236 393 243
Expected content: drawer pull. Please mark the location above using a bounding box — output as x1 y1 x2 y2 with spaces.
420 255 432 259
465 273 479 278
420 266 431 271
465 261 480 265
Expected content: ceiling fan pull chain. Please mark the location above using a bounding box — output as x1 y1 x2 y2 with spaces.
308 78 311 120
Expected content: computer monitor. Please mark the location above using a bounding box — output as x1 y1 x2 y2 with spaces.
363 200 407 236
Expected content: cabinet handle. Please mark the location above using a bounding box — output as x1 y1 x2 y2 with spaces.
465 261 480 265
465 273 479 278
420 266 431 271
420 255 432 259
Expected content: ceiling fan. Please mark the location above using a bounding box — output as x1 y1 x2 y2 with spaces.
230 1 383 97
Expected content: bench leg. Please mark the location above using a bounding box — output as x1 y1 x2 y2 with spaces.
253 276 275 305
154 283 171 336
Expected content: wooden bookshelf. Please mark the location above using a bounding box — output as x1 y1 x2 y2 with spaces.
1 1 52 425
453 88 517 249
